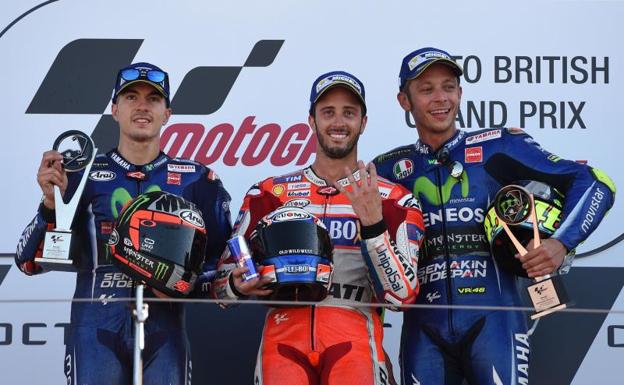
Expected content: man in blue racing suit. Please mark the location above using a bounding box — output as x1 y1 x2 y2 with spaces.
373 47 615 385
15 62 232 385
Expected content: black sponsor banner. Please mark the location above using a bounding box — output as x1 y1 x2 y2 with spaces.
528 267 624 384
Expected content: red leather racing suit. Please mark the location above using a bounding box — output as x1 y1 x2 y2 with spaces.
212 166 425 385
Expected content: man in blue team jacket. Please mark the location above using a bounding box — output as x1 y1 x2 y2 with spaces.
373 47 615 385
15 62 232 385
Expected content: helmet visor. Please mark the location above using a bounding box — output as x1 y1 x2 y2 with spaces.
251 220 332 261
138 222 206 272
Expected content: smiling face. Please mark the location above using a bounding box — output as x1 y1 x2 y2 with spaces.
112 82 171 145
398 63 462 142
308 86 367 160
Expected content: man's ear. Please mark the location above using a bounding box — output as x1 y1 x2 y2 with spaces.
359 115 367 135
397 91 411 112
163 108 172 125
111 103 119 122
308 115 317 133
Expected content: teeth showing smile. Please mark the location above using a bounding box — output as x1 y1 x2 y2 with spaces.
431 108 450 115
330 133 347 139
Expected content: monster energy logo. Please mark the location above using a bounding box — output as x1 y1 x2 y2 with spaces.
413 174 470 206
154 262 169 280
111 185 161 219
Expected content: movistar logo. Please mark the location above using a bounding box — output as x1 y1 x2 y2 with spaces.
112 185 161 219
413 174 470 206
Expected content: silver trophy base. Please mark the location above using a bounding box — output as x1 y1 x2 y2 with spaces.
34 257 77 272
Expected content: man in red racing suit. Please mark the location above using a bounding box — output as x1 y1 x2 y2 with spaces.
212 71 425 385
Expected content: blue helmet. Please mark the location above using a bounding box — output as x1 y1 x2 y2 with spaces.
250 206 334 302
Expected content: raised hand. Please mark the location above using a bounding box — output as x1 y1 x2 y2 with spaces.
337 160 383 226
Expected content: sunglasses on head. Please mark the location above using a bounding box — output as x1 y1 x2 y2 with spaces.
119 68 167 85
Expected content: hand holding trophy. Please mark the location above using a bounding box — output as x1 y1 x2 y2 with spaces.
485 181 569 319
36 130 97 271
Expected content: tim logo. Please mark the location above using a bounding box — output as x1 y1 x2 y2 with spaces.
26 38 314 166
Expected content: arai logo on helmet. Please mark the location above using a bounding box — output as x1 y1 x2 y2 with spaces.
89 170 116 181
180 210 205 228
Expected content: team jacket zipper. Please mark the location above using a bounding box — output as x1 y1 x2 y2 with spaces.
435 166 455 335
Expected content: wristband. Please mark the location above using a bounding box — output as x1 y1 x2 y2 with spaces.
38 201 56 223
360 220 387 239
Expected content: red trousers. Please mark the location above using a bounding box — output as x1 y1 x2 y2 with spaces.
254 306 396 385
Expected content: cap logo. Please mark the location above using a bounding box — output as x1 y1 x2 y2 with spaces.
408 50 452 71
316 74 362 95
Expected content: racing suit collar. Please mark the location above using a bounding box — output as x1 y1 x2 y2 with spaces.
108 148 170 172
304 166 363 187
414 130 466 156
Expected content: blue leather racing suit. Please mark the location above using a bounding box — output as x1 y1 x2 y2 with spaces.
374 128 615 385
15 149 232 385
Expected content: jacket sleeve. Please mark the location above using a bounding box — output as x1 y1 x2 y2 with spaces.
15 203 55 275
184 168 233 298
360 187 424 308
15 171 85 275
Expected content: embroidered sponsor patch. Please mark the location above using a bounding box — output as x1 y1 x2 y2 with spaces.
465 147 483 163
465 129 501 145
393 158 414 179
272 185 285 196
167 172 181 185
287 182 310 190
287 190 311 198
101 221 113 234
168 164 196 173
89 170 116 181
